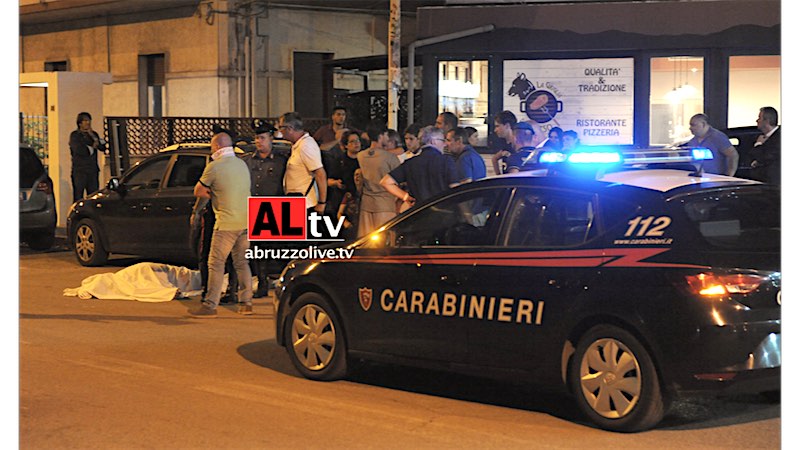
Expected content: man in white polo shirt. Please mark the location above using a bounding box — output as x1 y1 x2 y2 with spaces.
278 112 328 215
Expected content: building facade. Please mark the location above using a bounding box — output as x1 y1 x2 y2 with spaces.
414 0 780 148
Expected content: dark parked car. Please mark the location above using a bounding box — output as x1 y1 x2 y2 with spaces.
67 140 292 266
274 148 780 432
20 144 57 250
67 143 216 266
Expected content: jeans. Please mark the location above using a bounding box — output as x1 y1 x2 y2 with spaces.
71 170 99 202
203 229 252 309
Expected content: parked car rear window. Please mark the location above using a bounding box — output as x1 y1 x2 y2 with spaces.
20 146 45 188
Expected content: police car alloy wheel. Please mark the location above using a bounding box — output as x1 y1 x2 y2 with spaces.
285 293 348 381
73 219 108 266
570 324 664 432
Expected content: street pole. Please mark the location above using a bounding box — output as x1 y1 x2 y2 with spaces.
388 0 401 130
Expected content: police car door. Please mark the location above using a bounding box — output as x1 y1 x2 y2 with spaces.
351 187 507 363
468 187 602 373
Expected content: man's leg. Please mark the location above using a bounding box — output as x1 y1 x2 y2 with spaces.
230 230 254 314
198 213 213 299
86 172 100 196
71 172 87 202
202 230 238 309
221 255 238 304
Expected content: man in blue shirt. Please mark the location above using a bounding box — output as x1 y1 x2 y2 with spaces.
687 113 738 176
446 127 486 184
380 126 459 210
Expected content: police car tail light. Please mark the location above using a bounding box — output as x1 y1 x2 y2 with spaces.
685 273 768 296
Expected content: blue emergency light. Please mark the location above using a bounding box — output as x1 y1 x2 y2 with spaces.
534 145 715 178
691 148 713 160
538 149 622 165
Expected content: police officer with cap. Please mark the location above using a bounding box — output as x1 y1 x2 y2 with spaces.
242 121 288 297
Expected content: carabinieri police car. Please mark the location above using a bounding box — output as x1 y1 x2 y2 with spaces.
273 146 780 432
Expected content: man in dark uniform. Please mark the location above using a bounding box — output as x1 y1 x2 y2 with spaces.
69 112 106 201
242 122 288 297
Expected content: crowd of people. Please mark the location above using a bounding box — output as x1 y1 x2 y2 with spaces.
184 105 780 317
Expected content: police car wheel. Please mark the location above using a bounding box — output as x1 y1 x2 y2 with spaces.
73 219 108 266
285 293 347 381
570 324 664 432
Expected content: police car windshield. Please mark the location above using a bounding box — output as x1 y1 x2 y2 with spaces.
678 187 780 250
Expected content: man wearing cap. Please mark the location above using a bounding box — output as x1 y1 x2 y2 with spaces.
242 122 287 298
507 122 546 173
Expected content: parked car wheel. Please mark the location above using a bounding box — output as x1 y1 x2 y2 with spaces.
284 293 348 381
25 229 56 250
73 219 108 266
569 324 664 432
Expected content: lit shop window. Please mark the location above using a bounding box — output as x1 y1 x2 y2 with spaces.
649 56 704 146
438 60 489 146
728 55 780 128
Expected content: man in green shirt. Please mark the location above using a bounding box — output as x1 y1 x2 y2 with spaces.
189 131 254 317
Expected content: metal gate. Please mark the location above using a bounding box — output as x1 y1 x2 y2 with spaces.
103 116 327 177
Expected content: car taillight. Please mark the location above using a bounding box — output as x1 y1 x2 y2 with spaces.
36 180 52 195
685 273 768 296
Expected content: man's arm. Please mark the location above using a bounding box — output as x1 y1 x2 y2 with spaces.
491 150 509 176
193 182 211 199
312 167 328 214
720 145 739 176
380 174 414 206
190 197 209 227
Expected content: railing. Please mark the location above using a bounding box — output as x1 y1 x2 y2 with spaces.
103 116 328 176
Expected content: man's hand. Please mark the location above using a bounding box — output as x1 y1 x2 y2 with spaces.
314 202 326 215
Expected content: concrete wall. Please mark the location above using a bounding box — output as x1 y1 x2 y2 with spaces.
417 0 780 39
20 72 113 228
20 1 397 119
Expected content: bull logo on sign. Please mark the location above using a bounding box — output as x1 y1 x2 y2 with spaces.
508 72 534 99
359 287 373 312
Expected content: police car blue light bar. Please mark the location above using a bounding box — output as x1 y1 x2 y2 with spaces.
538 149 623 165
622 147 714 165
691 148 713 160
538 151 567 163
568 151 622 164
537 146 711 168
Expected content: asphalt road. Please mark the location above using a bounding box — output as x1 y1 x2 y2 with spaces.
19 247 781 449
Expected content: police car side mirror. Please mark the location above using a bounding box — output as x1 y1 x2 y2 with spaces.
107 177 120 191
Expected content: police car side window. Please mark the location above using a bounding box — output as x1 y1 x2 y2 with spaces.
503 189 596 247
391 189 503 248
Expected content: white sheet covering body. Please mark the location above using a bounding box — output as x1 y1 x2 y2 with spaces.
63 263 203 302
